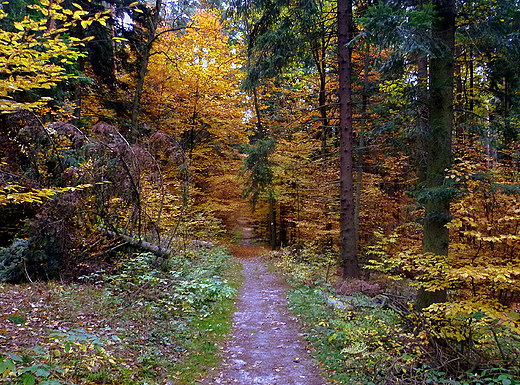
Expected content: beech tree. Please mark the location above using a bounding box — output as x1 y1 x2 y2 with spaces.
137 8 248 238
0 0 108 112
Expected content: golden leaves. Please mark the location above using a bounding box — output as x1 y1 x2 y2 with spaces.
0 184 95 205
143 8 246 142
0 0 109 112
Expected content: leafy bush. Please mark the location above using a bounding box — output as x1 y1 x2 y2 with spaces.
269 246 338 284
0 348 70 385
104 248 236 318
47 328 122 375
1 246 239 385
0 239 29 282
0 233 65 283
415 300 520 371
288 285 417 384
365 224 520 377
275 244 520 384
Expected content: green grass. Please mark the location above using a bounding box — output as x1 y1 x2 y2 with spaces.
0 247 243 385
284 275 520 385
287 284 411 385
169 257 243 383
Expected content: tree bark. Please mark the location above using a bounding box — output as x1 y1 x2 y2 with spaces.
130 0 162 139
416 53 429 183
355 41 369 250
417 0 455 309
268 192 277 249
338 0 360 278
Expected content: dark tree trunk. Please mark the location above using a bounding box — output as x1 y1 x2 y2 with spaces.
416 54 429 183
355 42 369 249
268 193 277 249
417 0 455 310
338 0 360 278
279 203 288 247
130 0 162 139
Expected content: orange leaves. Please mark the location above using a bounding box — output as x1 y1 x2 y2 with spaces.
143 8 246 144
133 8 249 232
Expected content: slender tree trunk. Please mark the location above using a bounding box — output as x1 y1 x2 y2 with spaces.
252 87 264 132
469 52 474 112
279 203 288 247
338 0 359 278
268 192 277 249
318 62 329 162
417 0 455 309
416 54 429 183
109 3 118 79
130 0 162 139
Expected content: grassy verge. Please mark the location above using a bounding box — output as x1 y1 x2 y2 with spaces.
271 248 520 385
170 257 242 383
288 284 411 385
0 246 242 385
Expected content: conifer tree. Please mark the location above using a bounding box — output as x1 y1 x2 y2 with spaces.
338 0 359 278
416 0 455 309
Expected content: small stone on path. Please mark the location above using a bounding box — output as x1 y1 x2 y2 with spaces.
203 252 328 385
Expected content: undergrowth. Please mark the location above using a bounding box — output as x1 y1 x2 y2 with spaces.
0 246 241 385
271 247 520 385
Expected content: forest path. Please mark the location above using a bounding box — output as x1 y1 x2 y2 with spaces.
202 221 328 385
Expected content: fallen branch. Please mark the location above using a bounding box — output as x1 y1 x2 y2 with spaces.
102 230 214 259
103 229 171 258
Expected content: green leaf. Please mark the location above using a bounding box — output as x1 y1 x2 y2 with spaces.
6 353 23 362
8 314 27 324
21 373 36 385
472 311 486 320
498 374 512 385
35 367 51 377
30 347 45 355
0 358 16 372
507 311 519 320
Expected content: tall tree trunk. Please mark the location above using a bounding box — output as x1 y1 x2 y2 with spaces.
355 41 369 249
417 0 455 310
130 0 162 140
338 0 360 278
268 192 277 249
416 54 428 184
279 203 288 247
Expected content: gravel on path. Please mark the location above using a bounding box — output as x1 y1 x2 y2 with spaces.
203 251 328 385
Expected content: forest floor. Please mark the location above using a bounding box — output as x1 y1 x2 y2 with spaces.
202 222 328 385
0 221 329 385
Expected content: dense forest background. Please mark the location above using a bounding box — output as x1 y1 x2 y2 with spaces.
1 0 520 384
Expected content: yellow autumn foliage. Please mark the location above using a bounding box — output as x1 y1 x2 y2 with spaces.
0 0 108 112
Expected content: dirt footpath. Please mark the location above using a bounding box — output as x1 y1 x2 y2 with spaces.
203 249 328 385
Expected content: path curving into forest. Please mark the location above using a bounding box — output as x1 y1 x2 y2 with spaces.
203 222 328 385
